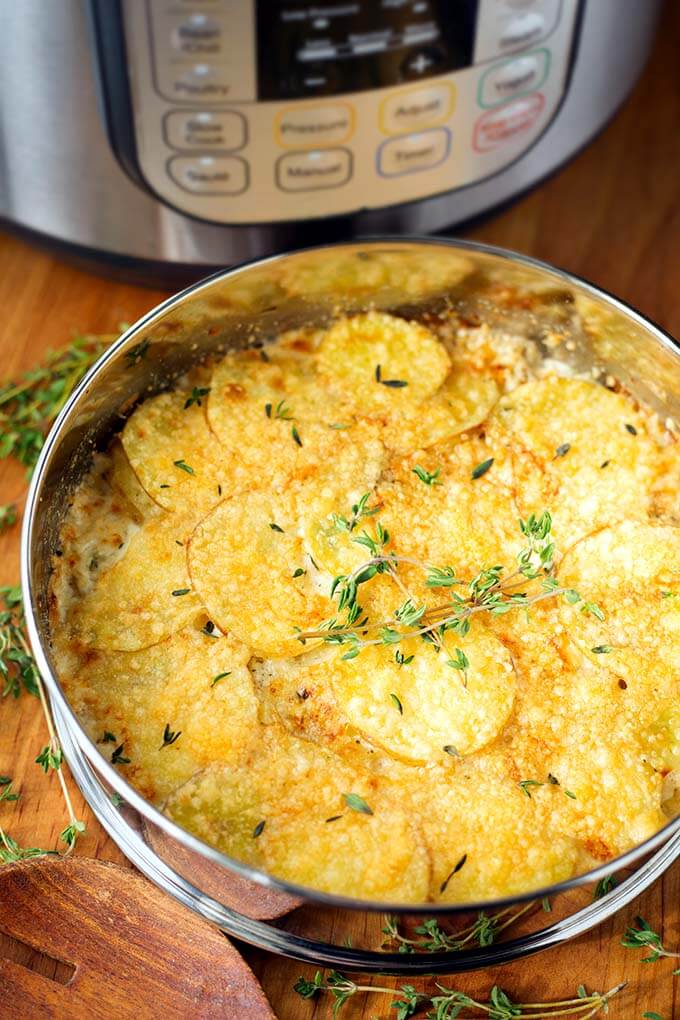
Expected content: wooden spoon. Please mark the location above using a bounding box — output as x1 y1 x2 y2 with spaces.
0 857 277 1019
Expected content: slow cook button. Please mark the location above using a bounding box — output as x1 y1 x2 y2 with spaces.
473 93 545 151
377 128 451 177
479 49 550 108
276 148 352 191
168 154 249 194
380 83 455 135
164 110 247 151
275 104 354 148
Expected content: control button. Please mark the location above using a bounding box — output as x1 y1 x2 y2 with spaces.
377 128 451 177
473 93 545 152
163 63 233 101
164 110 247 151
275 104 354 148
380 84 455 136
500 11 546 49
276 148 352 191
479 49 550 108
400 45 449 80
170 13 224 56
168 154 249 194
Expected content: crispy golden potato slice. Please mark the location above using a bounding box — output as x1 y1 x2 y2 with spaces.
122 392 227 516
72 513 202 651
317 312 451 412
414 766 578 902
164 731 430 901
558 521 680 682
279 248 473 299
188 491 330 658
381 369 499 455
331 626 516 764
489 377 662 539
64 624 257 803
108 440 160 521
377 435 526 580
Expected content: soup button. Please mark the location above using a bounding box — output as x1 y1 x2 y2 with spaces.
377 128 451 177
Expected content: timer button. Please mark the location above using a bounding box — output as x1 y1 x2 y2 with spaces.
478 49 550 108
164 110 247 151
168 154 249 194
380 83 455 136
377 128 451 177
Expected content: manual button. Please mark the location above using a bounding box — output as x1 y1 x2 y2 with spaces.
275 104 354 148
276 148 352 191
380 83 455 135
377 128 451 177
168 155 248 195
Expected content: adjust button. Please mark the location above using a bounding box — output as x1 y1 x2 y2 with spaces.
276 148 352 191
377 128 451 177
275 104 354 148
164 110 247 151
478 49 550 108
380 83 455 135
168 154 249 194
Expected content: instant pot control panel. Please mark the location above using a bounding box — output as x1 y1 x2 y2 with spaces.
99 0 582 224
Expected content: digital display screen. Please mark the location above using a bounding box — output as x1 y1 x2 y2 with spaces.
256 1 479 99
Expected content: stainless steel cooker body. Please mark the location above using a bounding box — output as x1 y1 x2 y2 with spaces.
0 1 663 280
21 239 680 970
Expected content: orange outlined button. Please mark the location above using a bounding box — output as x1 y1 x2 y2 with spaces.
275 103 355 148
380 82 455 135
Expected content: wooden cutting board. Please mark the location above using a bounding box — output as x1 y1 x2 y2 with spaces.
0 857 276 1020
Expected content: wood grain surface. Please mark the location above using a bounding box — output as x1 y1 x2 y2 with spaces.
1 3 679 1016
0 857 276 1020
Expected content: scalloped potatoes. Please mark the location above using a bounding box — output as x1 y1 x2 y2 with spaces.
51 306 679 905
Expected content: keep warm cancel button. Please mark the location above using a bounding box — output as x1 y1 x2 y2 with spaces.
276 148 353 192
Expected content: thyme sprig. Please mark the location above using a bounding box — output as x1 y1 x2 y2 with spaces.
0 504 17 532
297 512 598 655
293 969 625 1018
0 586 85 857
621 916 680 968
0 586 40 698
382 902 535 953
0 332 112 472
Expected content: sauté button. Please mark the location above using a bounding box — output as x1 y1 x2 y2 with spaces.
276 148 352 191
275 104 354 148
168 155 249 194
377 128 451 177
380 83 455 135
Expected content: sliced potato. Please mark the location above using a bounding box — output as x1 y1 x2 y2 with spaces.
331 626 516 764
558 521 680 682
108 440 160 521
164 730 430 902
317 312 451 411
381 369 499 455
72 513 202 650
188 490 330 658
64 624 257 802
279 248 473 299
413 766 578 902
489 377 662 539
377 435 526 581
122 392 228 517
